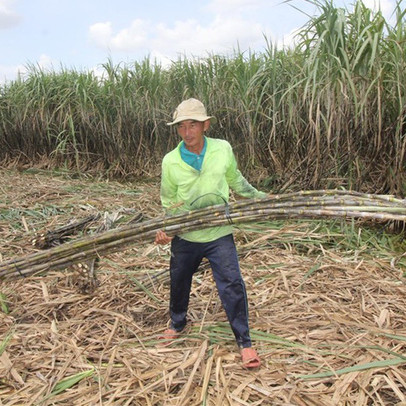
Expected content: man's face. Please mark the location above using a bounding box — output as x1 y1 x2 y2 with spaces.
176 119 210 151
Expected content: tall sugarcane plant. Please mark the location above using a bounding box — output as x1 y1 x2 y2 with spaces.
0 1 405 193
1 190 405 280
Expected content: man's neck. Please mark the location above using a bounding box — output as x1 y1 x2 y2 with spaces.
185 138 205 155
186 145 202 154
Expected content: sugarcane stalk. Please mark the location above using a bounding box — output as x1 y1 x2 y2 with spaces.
1 190 405 280
2 205 404 276
32 214 101 249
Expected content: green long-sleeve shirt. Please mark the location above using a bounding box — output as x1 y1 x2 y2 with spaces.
160 137 266 242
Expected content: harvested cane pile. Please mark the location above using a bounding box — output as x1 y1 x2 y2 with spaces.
1 169 406 405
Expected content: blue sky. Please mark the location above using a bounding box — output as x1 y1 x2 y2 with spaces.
0 0 398 83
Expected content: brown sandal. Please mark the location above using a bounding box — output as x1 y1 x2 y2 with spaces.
241 347 261 369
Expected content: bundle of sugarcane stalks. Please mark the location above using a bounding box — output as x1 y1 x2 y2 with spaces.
1 189 406 280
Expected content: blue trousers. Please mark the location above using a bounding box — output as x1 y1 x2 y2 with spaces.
169 233 252 348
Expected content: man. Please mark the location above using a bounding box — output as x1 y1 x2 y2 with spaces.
155 98 266 369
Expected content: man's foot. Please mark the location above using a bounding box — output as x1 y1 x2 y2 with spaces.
160 328 178 340
157 328 179 345
241 347 261 369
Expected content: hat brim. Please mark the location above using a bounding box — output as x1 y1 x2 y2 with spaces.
166 115 217 126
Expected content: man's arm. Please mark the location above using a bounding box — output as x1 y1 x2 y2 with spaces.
225 146 267 198
155 160 177 245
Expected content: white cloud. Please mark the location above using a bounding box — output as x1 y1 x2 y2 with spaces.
89 19 149 52
153 17 262 55
86 1 321 66
0 54 57 83
0 0 21 29
110 19 149 51
88 22 114 49
36 53 56 70
0 63 24 83
23 54 57 73
275 27 301 49
90 64 108 81
88 15 271 61
148 50 173 68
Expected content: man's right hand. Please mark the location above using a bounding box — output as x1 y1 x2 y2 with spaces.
155 230 173 245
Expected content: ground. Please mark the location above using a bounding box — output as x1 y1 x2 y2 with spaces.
0 168 405 405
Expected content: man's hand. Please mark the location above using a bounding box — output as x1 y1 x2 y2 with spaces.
155 230 173 245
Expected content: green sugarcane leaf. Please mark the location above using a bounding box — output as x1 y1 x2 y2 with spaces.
0 292 9 314
50 368 95 396
0 329 14 356
297 357 406 379
379 333 406 342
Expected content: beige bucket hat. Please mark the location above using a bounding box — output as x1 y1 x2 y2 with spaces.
167 98 217 126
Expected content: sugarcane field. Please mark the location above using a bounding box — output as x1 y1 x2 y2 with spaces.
1 1 406 405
